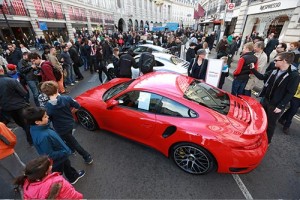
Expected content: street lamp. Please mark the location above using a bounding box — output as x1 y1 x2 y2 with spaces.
0 0 16 41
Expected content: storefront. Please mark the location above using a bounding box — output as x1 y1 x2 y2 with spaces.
41 22 68 44
242 0 299 42
0 20 34 45
72 23 88 36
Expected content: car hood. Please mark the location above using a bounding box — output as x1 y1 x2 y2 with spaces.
75 79 127 102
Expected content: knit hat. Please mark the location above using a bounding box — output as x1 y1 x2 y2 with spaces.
197 49 207 55
7 64 16 70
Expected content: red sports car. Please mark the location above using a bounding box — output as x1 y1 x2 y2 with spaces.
75 72 268 175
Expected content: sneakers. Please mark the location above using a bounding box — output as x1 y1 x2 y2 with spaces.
70 170 85 185
70 83 75 86
84 155 94 165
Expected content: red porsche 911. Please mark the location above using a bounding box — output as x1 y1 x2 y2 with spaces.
75 72 268 175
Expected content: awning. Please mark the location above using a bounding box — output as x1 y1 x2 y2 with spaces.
199 19 213 24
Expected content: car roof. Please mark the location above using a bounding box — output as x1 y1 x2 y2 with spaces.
139 44 166 51
135 52 173 60
130 72 192 98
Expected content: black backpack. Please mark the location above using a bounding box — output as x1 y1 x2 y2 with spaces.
41 62 62 81
140 53 155 74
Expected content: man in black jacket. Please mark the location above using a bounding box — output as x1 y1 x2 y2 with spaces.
67 43 84 80
250 52 300 144
264 33 279 63
6 44 22 65
185 42 196 63
18 52 40 106
118 49 137 78
0 66 32 145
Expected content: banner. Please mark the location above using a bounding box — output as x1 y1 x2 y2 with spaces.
205 59 223 87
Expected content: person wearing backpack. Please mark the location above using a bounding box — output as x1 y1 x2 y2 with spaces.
119 49 137 78
29 52 57 83
138 48 155 75
187 49 208 80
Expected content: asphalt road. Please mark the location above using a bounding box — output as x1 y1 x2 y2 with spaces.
1 56 300 199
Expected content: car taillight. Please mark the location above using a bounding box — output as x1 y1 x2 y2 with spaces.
242 136 263 150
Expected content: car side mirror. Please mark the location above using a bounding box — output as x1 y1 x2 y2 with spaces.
106 100 123 109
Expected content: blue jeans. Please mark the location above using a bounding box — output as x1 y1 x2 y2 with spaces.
231 79 247 96
81 56 88 70
65 64 75 84
27 80 40 106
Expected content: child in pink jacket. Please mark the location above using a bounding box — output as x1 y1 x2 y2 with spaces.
14 156 83 199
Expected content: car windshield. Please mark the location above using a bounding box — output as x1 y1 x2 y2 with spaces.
183 80 230 115
103 80 135 101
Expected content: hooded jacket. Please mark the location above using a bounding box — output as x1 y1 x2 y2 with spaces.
30 123 71 168
23 172 83 199
252 65 300 109
45 95 80 135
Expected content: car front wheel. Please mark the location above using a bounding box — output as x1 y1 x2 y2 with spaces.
76 108 98 131
171 143 216 175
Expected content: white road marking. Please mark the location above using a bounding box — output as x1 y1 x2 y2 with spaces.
88 73 107 83
88 74 99 83
232 174 254 200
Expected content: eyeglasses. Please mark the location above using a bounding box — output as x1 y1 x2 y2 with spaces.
274 59 283 62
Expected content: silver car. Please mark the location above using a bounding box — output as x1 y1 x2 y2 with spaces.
107 52 189 79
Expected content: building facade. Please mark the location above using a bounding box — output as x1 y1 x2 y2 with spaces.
197 0 300 43
114 0 196 33
0 0 197 45
0 0 115 44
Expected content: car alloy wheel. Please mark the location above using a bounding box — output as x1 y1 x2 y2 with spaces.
172 143 215 175
76 108 98 131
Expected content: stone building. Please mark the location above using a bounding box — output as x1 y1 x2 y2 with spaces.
0 0 197 44
114 0 196 33
197 0 300 43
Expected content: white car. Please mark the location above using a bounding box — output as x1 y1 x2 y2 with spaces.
132 44 170 55
107 52 189 79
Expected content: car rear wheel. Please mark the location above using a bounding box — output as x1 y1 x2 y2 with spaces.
108 68 116 79
76 108 98 131
171 143 216 175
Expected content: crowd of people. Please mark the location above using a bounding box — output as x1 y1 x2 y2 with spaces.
0 27 300 198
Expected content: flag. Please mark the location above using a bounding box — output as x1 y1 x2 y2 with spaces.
194 3 205 19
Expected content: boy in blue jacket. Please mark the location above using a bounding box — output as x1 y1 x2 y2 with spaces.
24 107 85 185
41 81 93 164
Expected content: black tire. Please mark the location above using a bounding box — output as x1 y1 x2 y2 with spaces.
76 108 98 131
108 68 116 79
171 143 216 175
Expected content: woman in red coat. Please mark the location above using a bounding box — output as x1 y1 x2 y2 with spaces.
14 156 83 199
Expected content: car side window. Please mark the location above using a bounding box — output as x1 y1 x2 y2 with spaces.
134 46 146 53
155 60 164 67
157 97 197 118
117 91 162 113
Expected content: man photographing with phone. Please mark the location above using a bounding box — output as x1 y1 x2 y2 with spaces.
250 52 300 144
